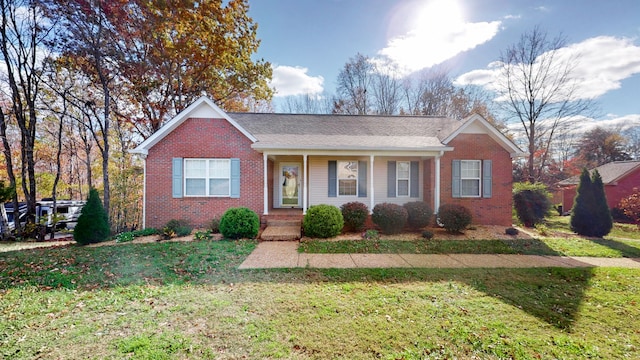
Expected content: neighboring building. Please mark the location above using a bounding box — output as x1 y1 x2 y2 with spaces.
556 160 640 211
131 96 523 230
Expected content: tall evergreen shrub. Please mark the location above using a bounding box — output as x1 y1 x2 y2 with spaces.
74 188 110 245
570 169 612 237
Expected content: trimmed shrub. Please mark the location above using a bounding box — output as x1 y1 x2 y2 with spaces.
372 203 408 234
219 207 260 239
340 201 369 232
403 201 433 229
115 231 135 243
208 217 221 233
163 219 193 238
303 204 344 238
422 230 434 240
505 227 519 236
132 228 158 237
362 229 380 241
193 230 213 241
512 182 552 227
437 204 472 233
74 188 110 245
571 169 612 237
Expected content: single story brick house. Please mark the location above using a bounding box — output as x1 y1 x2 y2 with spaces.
131 96 523 229
556 160 640 212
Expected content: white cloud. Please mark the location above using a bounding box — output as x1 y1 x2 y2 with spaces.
503 14 521 20
269 65 324 97
505 114 640 144
377 0 501 76
455 36 640 101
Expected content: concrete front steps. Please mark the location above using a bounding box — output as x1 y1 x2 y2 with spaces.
260 219 302 241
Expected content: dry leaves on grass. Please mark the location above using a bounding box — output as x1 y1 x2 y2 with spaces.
321 225 534 242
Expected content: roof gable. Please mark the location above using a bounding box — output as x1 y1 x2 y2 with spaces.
442 114 524 157
131 96 256 156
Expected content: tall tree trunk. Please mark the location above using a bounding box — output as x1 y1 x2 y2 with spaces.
0 109 20 233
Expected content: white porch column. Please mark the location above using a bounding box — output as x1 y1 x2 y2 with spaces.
141 155 147 228
370 155 375 213
434 153 441 214
303 154 308 214
263 152 269 215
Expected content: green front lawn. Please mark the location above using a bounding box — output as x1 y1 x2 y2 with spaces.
301 216 640 257
1 239 639 359
300 237 640 257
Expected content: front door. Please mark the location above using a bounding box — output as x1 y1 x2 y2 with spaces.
280 163 301 207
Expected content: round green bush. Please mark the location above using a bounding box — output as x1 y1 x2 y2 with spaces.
303 204 344 238
437 204 472 233
403 201 433 229
372 203 408 234
340 201 369 232
219 207 260 239
74 188 110 245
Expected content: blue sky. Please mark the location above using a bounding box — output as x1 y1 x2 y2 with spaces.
248 0 640 130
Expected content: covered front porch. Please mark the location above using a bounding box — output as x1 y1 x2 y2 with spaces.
260 151 447 217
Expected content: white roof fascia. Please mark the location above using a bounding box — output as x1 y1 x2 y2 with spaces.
250 147 454 157
130 96 256 155
443 113 524 158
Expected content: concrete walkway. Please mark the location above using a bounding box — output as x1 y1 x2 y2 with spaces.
238 241 640 269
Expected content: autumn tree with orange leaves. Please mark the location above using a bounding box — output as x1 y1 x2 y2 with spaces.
33 0 272 229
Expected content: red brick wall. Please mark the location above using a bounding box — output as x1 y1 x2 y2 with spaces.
607 170 640 209
440 134 514 226
144 117 263 229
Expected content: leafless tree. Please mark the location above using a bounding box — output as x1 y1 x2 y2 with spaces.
0 0 53 228
280 93 333 114
623 126 640 160
496 26 595 182
335 53 373 115
370 61 402 115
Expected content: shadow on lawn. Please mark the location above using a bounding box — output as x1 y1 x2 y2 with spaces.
592 237 640 258
0 238 602 330
317 267 594 330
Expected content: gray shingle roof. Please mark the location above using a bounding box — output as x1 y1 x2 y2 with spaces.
229 113 463 150
557 161 640 186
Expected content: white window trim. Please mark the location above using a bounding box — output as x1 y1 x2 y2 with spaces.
461 160 481 198
396 161 410 197
337 160 358 197
184 158 231 197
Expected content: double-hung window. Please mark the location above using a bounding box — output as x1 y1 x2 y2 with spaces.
397 161 410 197
184 159 230 196
337 161 358 196
460 160 481 197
